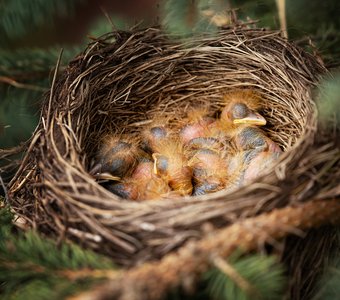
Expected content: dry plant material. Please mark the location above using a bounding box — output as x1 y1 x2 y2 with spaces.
4 25 338 269
69 199 340 300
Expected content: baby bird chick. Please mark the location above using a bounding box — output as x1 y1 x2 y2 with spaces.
220 90 282 186
141 120 171 153
242 150 281 185
107 158 173 201
186 136 224 152
220 90 281 152
91 135 139 180
220 90 266 132
142 125 169 153
153 138 193 196
189 148 228 196
178 106 216 144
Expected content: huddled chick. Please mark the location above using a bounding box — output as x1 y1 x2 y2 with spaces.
90 135 140 181
91 90 283 201
106 157 174 201
219 90 282 187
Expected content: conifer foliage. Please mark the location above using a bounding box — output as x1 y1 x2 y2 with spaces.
0 202 115 299
205 253 286 300
0 0 84 46
0 201 289 300
0 1 339 299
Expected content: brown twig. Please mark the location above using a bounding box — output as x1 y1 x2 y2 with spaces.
69 199 340 300
0 174 9 204
276 0 288 38
212 255 258 296
0 76 47 92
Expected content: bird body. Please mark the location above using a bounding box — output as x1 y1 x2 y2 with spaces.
232 125 280 152
106 181 139 200
187 137 223 152
141 123 170 153
225 145 281 189
189 148 228 195
219 90 282 187
242 151 281 184
95 89 284 199
177 106 216 144
107 159 173 201
91 135 140 180
179 117 215 144
152 138 193 196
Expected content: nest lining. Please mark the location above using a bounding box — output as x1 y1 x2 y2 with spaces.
7 26 337 266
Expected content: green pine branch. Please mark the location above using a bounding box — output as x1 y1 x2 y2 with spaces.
313 257 340 300
230 0 278 28
0 0 85 45
162 0 231 35
311 26 340 68
0 46 81 148
0 87 41 148
204 252 286 300
316 71 340 127
312 228 340 300
166 251 286 300
0 47 81 77
0 203 116 300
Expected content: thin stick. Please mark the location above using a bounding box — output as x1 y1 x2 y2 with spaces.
46 49 63 128
100 6 116 31
0 174 9 204
276 0 288 38
0 76 47 92
69 199 340 300
212 255 258 296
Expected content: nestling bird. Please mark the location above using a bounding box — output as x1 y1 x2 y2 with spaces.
141 120 171 153
219 90 282 187
105 180 139 200
186 136 224 153
90 135 140 180
152 138 193 196
97 90 283 199
106 158 174 201
220 90 267 130
242 149 281 184
188 148 229 196
178 106 216 144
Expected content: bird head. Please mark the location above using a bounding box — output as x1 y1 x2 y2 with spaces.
189 148 228 182
91 134 140 179
141 115 173 153
178 106 215 144
152 138 193 196
220 90 267 127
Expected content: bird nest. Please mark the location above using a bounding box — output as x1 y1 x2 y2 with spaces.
6 26 339 270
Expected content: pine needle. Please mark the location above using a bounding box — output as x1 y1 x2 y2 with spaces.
205 253 286 300
0 206 116 299
0 0 84 45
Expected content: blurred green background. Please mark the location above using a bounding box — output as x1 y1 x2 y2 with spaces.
0 2 339 298
0 0 339 149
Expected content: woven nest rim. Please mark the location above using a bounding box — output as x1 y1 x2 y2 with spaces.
7 26 339 267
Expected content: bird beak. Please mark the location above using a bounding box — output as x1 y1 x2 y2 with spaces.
233 111 267 126
94 172 121 181
89 164 121 181
89 163 102 175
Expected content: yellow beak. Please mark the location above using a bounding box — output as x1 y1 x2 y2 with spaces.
233 112 267 126
94 173 121 181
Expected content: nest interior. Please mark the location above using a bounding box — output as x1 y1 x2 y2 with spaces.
8 26 334 266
